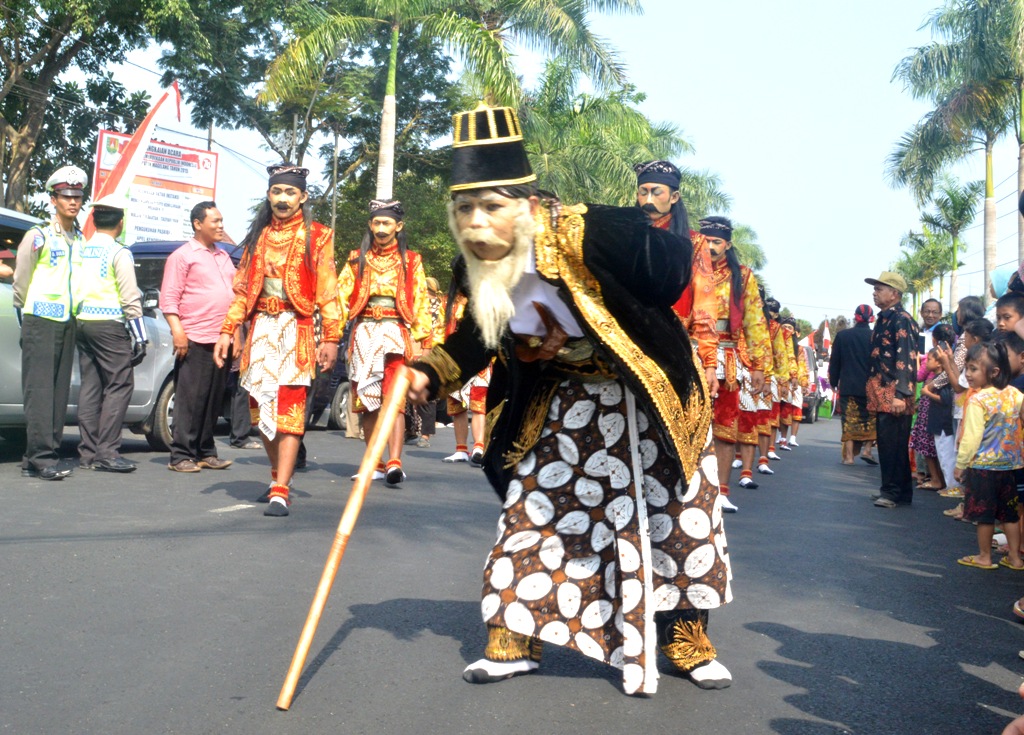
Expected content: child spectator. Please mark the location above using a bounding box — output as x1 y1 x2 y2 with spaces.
921 348 954 491
996 291 1024 334
954 341 1024 570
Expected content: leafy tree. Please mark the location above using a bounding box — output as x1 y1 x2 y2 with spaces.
519 58 730 213
0 0 205 209
889 0 1014 297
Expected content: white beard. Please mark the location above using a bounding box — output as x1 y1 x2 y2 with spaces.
447 199 537 350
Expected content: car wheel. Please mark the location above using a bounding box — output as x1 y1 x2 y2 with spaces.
328 381 350 431
146 378 175 452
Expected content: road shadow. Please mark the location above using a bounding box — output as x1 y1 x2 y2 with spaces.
290 597 621 705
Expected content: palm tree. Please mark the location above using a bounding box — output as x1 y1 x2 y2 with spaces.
730 224 767 272
920 175 984 311
519 58 730 211
890 0 1017 300
263 0 638 199
900 225 954 300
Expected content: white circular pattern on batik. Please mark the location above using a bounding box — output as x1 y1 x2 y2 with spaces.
504 479 524 508
605 495 636 530
651 548 678 578
575 631 605 659
541 620 571 645
617 539 641 572
599 412 626 446
683 543 717 579
622 621 643 656
504 530 542 553
524 491 556 526
639 439 658 470
516 451 536 477
516 572 554 601
715 533 729 564
653 583 681 609
555 510 591 535
636 410 649 434
598 381 623 406
539 535 566 569
604 565 617 598
504 601 536 635
556 433 580 464
565 554 601 580
681 469 702 503
590 521 613 552
495 514 506 540
581 599 614 629
686 583 721 609
557 582 582 617
574 477 604 507
583 449 609 478
609 646 625 668
701 452 720 486
648 513 673 543
679 507 712 540
481 593 501 621
712 494 724 528
538 460 573 489
606 455 632 489
547 394 561 419
643 475 670 507
621 578 642 613
623 663 644 694
562 398 596 429
490 557 515 589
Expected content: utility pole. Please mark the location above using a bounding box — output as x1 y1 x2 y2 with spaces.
331 127 339 235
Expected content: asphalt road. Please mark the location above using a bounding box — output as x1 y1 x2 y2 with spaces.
2 417 1024 734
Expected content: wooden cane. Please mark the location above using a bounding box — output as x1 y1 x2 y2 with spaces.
276 366 413 711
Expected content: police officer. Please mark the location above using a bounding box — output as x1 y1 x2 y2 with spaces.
72 195 148 472
12 166 87 479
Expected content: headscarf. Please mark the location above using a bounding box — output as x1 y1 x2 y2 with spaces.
854 304 874 324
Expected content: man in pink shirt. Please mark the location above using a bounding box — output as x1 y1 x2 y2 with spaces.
160 202 239 472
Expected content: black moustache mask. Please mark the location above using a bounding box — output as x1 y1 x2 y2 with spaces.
274 203 291 211
641 203 660 213
374 231 390 239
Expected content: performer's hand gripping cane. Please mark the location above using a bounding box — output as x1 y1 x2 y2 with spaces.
276 366 412 711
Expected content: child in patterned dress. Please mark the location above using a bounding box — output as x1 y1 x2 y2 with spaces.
954 341 1024 570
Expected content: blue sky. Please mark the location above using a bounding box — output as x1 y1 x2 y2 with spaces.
109 0 1018 327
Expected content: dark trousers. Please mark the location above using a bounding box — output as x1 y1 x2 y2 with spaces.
76 320 133 462
170 341 227 464
877 411 914 504
21 314 75 471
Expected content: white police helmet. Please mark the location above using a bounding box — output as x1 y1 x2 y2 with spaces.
44 166 88 195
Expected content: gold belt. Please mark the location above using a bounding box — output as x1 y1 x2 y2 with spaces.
256 296 293 316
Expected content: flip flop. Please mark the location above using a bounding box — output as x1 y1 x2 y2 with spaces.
859 455 879 465
1014 600 1024 621
958 555 998 570
1000 558 1024 571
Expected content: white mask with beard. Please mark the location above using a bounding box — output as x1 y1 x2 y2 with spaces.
447 196 537 350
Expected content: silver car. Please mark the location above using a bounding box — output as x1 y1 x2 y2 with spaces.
0 231 239 450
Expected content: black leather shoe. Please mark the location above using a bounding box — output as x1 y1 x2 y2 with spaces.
22 466 72 480
94 457 137 473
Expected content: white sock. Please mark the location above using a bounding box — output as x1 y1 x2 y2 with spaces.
462 658 538 683
269 496 287 507
688 659 732 689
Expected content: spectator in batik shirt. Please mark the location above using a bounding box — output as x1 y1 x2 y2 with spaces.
865 271 920 509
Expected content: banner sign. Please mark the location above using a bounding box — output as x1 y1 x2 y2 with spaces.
93 130 218 242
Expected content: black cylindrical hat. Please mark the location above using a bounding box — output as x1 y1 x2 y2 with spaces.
450 103 537 192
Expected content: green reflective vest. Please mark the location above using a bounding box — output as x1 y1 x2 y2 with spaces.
73 233 128 321
23 221 81 322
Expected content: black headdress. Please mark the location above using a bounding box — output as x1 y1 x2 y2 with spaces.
267 163 309 191
450 103 536 193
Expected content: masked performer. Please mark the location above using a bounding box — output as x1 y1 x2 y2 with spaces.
338 200 430 485
214 164 340 517
408 104 733 696
762 298 790 464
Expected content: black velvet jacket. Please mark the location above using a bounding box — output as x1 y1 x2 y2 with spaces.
414 203 710 500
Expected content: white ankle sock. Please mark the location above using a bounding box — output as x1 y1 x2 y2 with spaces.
462 658 538 683
688 659 732 689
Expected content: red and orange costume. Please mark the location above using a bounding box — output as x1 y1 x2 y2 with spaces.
338 239 430 414
707 258 769 445
767 316 792 433
222 212 340 438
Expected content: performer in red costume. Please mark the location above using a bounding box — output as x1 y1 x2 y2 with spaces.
215 164 340 517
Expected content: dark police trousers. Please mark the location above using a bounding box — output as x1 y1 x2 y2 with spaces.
76 320 133 463
21 314 75 471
